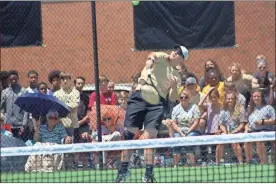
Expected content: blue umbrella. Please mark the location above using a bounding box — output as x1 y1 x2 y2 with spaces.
14 93 71 117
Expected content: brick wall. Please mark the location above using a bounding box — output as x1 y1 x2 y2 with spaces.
1 2 275 87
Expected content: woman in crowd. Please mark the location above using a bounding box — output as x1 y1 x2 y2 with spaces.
198 88 221 164
244 89 276 164
252 55 274 103
216 91 246 165
223 81 246 107
202 69 225 104
227 63 253 106
166 90 201 167
199 59 224 90
33 110 71 144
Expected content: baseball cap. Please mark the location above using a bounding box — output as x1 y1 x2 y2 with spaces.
185 77 197 85
174 45 189 61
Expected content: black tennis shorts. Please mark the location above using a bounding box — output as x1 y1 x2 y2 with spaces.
124 90 165 130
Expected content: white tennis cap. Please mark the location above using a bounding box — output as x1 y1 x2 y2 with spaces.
175 45 189 61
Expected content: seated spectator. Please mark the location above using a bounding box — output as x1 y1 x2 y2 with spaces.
33 110 72 144
199 59 224 90
27 110 71 173
26 70 39 93
82 110 121 168
198 88 221 164
202 69 225 104
216 92 246 165
252 55 274 103
48 70 61 95
176 62 188 76
185 77 204 105
244 89 276 164
178 72 200 97
165 90 201 167
198 87 221 135
227 63 253 105
224 81 246 107
89 75 117 107
117 91 129 110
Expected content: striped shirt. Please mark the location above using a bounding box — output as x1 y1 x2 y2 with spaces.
39 123 68 144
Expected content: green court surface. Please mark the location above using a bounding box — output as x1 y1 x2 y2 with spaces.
1 164 275 183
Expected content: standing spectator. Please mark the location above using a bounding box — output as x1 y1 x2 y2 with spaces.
0 71 9 96
88 75 117 108
166 90 201 167
244 89 276 164
252 55 274 103
227 63 253 105
74 76 90 169
202 69 225 104
1 70 28 140
25 70 39 140
130 72 141 95
54 72 80 136
199 59 224 90
216 92 246 165
26 70 39 93
269 79 276 109
48 70 61 95
37 82 48 94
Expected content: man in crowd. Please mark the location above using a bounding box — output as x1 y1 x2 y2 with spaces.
74 76 90 169
1 70 28 140
88 75 117 108
48 70 61 95
26 70 39 93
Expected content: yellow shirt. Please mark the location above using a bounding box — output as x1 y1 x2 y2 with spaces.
139 52 181 100
202 82 225 104
54 88 80 128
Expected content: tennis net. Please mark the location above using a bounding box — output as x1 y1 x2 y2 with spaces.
1 131 275 183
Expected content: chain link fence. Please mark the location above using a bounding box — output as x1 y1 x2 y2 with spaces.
0 1 275 178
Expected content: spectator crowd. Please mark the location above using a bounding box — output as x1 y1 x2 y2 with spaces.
0 53 275 171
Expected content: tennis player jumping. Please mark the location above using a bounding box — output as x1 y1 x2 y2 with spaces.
115 45 189 183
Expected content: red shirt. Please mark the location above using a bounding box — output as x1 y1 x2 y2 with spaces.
89 92 117 107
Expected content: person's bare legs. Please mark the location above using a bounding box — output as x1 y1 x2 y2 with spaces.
173 154 181 167
232 143 243 164
256 142 267 164
244 142 253 163
216 144 224 164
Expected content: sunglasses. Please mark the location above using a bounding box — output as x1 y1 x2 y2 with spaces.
180 94 189 100
258 67 266 70
103 117 112 122
48 117 58 120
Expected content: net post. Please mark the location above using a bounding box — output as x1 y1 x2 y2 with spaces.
91 1 103 170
